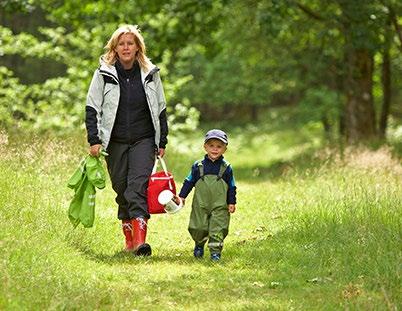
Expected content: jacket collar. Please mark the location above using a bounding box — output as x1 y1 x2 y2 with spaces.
115 60 140 79
204 154 224 163
99 57 119 83
140 65 159 85
98 57 159 85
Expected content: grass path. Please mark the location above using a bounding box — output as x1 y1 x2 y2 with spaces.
0 128 401 310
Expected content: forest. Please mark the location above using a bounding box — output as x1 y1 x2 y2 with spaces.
1 0 401 143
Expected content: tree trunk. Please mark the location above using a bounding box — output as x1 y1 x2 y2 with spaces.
339 108 345 138
338 1 377 143
379 19 392 139
250 105 258 122
321 115 332 140
344 48 376 143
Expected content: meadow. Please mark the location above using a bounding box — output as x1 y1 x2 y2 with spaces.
0 116 401 310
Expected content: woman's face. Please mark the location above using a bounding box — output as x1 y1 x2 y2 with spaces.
115 33 138 68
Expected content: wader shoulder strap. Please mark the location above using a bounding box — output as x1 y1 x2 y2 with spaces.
217 161 229 180
196 161 204 180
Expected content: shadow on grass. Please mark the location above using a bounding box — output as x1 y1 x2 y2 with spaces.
235 147 320 183
70 242 208 266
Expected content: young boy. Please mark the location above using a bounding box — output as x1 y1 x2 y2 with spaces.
177 129 237 261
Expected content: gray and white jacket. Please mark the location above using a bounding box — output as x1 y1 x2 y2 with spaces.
85 58 168 150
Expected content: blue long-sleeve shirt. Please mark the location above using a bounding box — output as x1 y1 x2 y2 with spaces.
178 155 237 204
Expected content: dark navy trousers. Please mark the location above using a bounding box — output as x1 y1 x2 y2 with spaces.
105 138 155 220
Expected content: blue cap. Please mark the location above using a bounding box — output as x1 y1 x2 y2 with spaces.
204 129 228 145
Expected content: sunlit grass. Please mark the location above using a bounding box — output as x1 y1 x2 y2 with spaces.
0 127 401 310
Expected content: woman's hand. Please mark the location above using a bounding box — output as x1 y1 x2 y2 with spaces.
158 148 165 158
89 144 102 157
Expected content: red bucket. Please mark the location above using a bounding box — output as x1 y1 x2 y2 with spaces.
147 156 177 214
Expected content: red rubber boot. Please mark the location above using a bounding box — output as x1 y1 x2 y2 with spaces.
131 217 152 256
122 220 134 252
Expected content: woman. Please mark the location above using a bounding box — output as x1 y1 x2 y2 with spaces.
85 24 168 256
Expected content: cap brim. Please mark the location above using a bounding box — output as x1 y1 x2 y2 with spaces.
205 136 228 144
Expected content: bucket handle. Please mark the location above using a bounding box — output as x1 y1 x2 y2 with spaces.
151 155 169 175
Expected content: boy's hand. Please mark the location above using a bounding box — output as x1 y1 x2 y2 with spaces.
173 195 185 206
228 204 236 213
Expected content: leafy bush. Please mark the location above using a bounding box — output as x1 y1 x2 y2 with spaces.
0 25 199 134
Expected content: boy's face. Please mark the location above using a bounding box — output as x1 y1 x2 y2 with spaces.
204 139 227 161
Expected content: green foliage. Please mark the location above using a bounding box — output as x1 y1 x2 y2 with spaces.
0 0 35 13
0 22 198 133
0 67 27 128
0 66 86 131
298 86 342 133
168 100 200 135
336 0 388 51
1 0 402 139
0 24 93 131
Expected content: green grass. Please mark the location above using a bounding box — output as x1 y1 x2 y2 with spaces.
0 121 401 310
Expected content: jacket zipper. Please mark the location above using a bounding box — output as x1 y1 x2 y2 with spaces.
126 77 130 139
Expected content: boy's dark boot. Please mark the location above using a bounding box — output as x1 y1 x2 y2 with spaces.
210 253 221 262
193 243 205 258
131 217 152 256
122 220 134 252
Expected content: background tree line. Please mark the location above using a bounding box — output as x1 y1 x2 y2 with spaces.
0 0 401 144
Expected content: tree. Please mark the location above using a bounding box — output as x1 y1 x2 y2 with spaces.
1 0 401 143
0 0 226 132
294 0 402 142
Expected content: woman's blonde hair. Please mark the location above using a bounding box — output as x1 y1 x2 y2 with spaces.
102 24 152 71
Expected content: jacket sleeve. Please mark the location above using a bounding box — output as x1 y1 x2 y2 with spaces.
85 69 103 146
178 162 199 198
159 108 168 148
155 71 168 148
224 165 237 205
